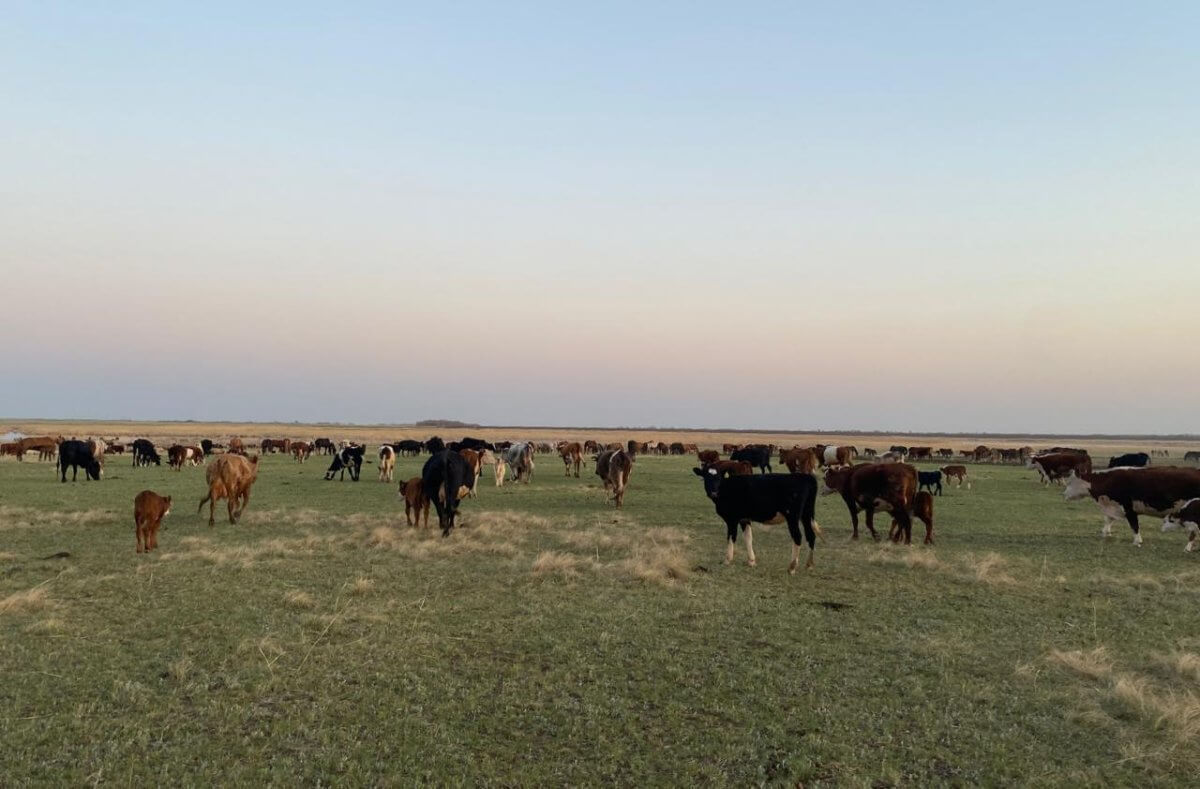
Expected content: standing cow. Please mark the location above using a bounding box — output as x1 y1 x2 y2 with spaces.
594 449 634 508
198 454 260 526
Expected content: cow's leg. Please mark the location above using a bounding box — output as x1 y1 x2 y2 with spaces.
1124 505 1142 547
149 522 159 551
864 506 880 542
724 518 739 564
1185 523 1198 552
893 509 913 545
742 523 756 566
405 502 414 527
921 511 934 545
136 520 145 553
848 503 861 540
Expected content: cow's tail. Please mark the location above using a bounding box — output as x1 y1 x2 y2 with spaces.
197 491 211 513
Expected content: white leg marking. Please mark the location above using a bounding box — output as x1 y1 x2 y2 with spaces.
744 525 756 567
788 543 800 574
725 538 735 564
1133 532 1143 547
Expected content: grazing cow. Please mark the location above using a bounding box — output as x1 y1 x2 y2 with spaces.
104 443 126 455
58 440 102 482
821 463 931 544
378 445 396 482
397 477 431 527
941 465 970 489
682 443 699 454
559 442 583 477
730 445 772 474
17 435 61 462
692 466 819 572
0 442 21 459
880 451 904 463
261 438 291 454
917 470 943 496
861 448 878 459
780 447 818 474
395 439 422 456
1030 452 1092 485
821 445 853 467
167 445 204 470
201 439 215 455
973 445 992 462
131 438 161 467
85 439 107 477
503 442 535 484
1186 451 1200 463
908 447 933 461
290 441 312 463
228 437 246 455
703 459 754 477
325 445 365 481
583 440 601 454
669 442 685 456
133 491 172 554
722 443 741 454
452 437 495 453
890 445 909 455
313 437 336 455
891 492 934 543
936 448 954 458
198 454 260 526
459 448 484 496
1163 498 1200 552
422 450 472 537
594 449 634 508
536 442 554 454
1064 467 1200 547
627 440 641 455
697 449 720 465
425 436 446 454
1108 452 1150 469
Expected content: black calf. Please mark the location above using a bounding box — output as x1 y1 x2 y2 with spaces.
918 470 943 496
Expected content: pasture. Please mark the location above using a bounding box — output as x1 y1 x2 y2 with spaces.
2 446 1199 785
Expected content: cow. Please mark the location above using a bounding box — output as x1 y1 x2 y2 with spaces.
1064 467 1200 546
908 447 933 461
131 438 161 467
325 445 365 481
17 435 60 462
493 452 508 486
1163 498 1200 552
936 448 954 458
669 442 685 456
692 466 820 572
451 437 495 453
503 442 535 484
917 469 943 496
594 449 634 508
891 491 934 543
459 448 485 496
313 437 336 455
58 440 102 482
200 439 215 455
133 490 172 554
861 448 878 459
820 445 853 467
536 442 554 454
973 445 992 463
1186 451 1200 463
1030 452 1092 485
397 477 431 527
198 454 260 526
493 441 513 452
730 445 771 474
722 443 741 454
780 447 818 474
1108 452 1150 469
228 437 246 455
425 436 446 454
422 450 472 537
697 449 720 465
941 465 970 489
167 445 204 470
880 451 905 463
290 441 312 463
85 438 107 477
890 445 909 455
559 442 583 477
821 463 932 545
394 439 423 457
378 445 396 482
583 440 600 454
104 442 126 455
0 442 21 459
703 459 754 477
261 438 290 454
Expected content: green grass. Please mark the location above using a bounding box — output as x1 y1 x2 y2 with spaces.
2 453 1199 785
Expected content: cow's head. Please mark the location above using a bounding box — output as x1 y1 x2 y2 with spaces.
692 466 722 500
821 467 850 496
1062 471 1091 500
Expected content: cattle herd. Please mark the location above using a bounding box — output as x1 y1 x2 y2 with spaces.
4 434 1200 562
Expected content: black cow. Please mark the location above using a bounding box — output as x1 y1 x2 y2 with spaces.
423 450 472 537
452 437 494 452
730 445 772 474
131 438 161 467
1108 452 1150 469
692 467 818 572
425 436 446 454
324 445 365 481
396 439 423 456
917 470 943 496
59 440 101 482
1187 451 1200 462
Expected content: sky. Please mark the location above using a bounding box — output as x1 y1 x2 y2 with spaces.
2 2 1197 433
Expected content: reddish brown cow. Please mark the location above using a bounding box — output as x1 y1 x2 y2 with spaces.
821 463 931 544
1030 452 1092 485
940 465 970 489
292 441 312 463
697 449 720 465
459 448 484 497
780 447 818 474
703 459 754 477
559 442 583 477
0 442 21 459
398 477 430 527
891 491 934 543
228 437 246 455
17 435 61 462
133 490 172 553
198 454 260 526
908 446 933 460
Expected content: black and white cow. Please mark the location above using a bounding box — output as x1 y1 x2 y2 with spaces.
1064 467 1200 546
131 438 161 467
422 450 473 537
324 444 365 481
917 470 943 496
692 467 819 572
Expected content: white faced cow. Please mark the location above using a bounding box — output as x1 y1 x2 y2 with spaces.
1063 467 1200 547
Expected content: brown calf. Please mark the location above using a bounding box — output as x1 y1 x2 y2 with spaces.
134 490 172 553
940 465 970 489
559 442 583 477
398 477 430 527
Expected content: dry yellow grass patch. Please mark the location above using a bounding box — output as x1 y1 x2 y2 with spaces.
1092 573 1165 592
1049 646 1114 680
160 533 346 568
867 546 943 570
283 590 316 609
1152 651 1200 684
0 586 52 616
0 506 111 530
167 656 194 682
349 577 374 596
532 550 588 579
962 552 1017 586
616 543 691 586
24 616 65 634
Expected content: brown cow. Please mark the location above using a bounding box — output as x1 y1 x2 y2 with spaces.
890 491 934 543
459 448 484 497
819 445 853 467
595 449 634 508
704 459 754 477
133 490 172 553
559 442 583 477
697 449 720 465
0 442 21 459
17 435 61 462
908 446 933 460
260 438 291 454
780 447 818 474
292 441 313 463
398 477 430 527
167 444 204 471
940 465 971 489
198 454 260 526
821 463 931 544
1030 452 1092 485
228 437 246 455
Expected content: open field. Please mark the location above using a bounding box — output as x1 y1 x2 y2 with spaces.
3 443 1200 784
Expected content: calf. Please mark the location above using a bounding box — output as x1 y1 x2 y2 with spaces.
692 467 819 572
325 445 365 481
133 491 172 553
1108 452 1150 469
917 470 943 496
1063 467 1200 546
891 491 934 543
1031 452 1092 485
58 440 101 482
940 465 970 489
422 450 472 537
595 449 634 508
1163 498 1200 552
292 441 312 463
378 445 396 482
198 454 260 526
313 437 336 455
822 463 931 544
559 442 583 477
397 477 431 527
730 445 772 474
228 437 246 456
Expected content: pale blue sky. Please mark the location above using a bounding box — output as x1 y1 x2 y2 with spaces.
2 2 1197 432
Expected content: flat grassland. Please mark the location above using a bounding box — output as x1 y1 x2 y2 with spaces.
2 433 1199 784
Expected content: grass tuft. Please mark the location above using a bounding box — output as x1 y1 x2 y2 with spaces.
531 550 586 579
0 586 51 616
1049 647 1113 680
283 590 316 609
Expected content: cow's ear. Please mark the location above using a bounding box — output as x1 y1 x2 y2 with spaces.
692 467 704 477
